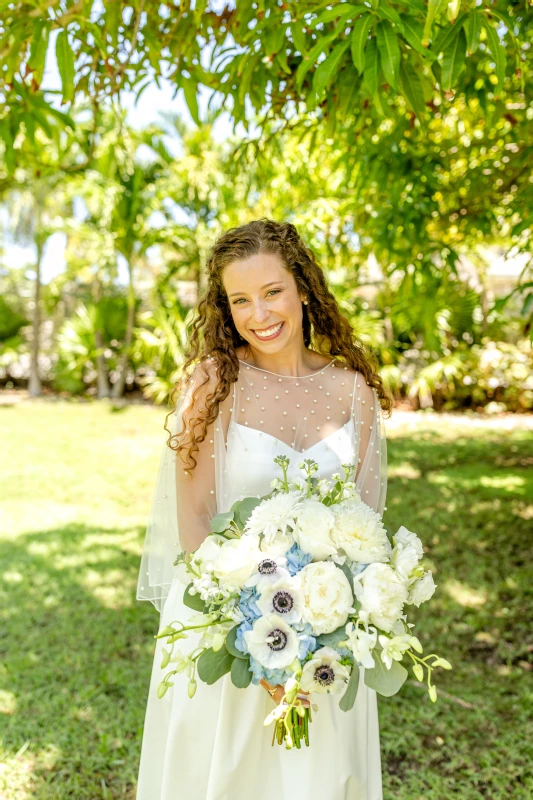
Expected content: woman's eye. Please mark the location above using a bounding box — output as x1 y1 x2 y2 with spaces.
233 289 281 305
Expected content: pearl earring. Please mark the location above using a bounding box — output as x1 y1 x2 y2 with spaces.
303 299 308 305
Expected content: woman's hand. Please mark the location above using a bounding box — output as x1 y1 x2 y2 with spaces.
260 679 310 708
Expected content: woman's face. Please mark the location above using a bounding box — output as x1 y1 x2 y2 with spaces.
222 253 306 354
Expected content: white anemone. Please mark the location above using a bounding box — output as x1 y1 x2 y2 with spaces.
255 576 304 624
299 647 350 694
244 614 300 669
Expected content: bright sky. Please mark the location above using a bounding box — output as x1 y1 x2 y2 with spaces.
4 27 241 286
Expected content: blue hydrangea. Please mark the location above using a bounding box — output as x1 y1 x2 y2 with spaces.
238 586 262 622
293 621 317 660
234 620 252 655
248 657 293 686
285 543 313 575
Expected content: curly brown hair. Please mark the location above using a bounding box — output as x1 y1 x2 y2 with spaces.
165 217 393 473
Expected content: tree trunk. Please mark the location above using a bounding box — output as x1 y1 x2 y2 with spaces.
28 238 43 397
92 280 110 398
112 260 135 399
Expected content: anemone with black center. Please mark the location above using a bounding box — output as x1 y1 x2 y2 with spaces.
258 558 277 575
314 665 335 687
272 590 294 614
267 629 288 651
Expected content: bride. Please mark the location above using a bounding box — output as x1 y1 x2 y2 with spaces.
136 218 393 800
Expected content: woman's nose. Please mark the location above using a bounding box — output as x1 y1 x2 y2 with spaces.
250 301 270 323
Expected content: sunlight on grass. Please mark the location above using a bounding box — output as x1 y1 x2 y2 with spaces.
443 579 488 608
480 475 526 492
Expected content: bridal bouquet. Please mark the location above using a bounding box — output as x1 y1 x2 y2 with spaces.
155 455 451 749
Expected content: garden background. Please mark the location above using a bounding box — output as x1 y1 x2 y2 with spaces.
1 1 532 798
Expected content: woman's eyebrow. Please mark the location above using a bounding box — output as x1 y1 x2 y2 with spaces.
228 281 283 297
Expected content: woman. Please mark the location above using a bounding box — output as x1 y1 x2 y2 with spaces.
136 218 393 800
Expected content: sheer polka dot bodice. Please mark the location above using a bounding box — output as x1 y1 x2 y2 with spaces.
136 354 389 608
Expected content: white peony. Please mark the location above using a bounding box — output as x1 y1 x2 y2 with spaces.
407 571 436 607
299 561 354 635
244 613 300 669
342 621 378 669
300 647 350 694
353 563 409 632
212 536 261 589
256 576 304 624
331 500 391 564
244 492 302 552
391 526 424 580
292 498 337 560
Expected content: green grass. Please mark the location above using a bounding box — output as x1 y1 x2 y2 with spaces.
1 401 532 799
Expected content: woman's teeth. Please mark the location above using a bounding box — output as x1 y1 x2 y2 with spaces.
253 322 284 339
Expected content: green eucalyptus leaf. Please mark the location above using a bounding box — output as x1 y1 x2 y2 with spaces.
225 625 247 659
339 664 360 711
231 655 253 688
197 646 234 685
364 656 408 697
183 583 207 612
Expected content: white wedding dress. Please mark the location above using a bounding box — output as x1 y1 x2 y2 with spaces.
136 356 388 800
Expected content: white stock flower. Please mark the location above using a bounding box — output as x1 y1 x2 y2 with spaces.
407 571 436 607
293 498 337 560
391 526 424 580
300 647 350 694
244 492 303 551
299 561 353 635
256 576 304 624
331 500 391 564
212 536 261 589
287 475 309 494
244 613 300 669
353 563 408 632
341 483 361 502
378 633 413 669
316 478 333 498
342 621 377 669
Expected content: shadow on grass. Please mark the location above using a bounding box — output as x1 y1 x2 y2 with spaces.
1 522 159 800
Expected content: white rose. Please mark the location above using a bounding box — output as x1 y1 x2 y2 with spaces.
394 526 424 558
212 536 261 589
299 561 354 635
300 646 350 694
331 500 391 564
191 534 225 568
353 562 408 632
407 571 436 607
293 499 337 560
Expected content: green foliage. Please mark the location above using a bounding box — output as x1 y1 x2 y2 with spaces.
197 646 234 685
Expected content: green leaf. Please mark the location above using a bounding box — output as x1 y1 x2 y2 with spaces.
364 656 408 697
225 625 247 659
430 13 468 58
440 27 466 92
399 60 426 116
105 0 122 49
339 562 355 593
296 37 331 93
231 655 253 688
29 20 51 86
197 646 234 685
464 11 482 55
55 30 75 103
182 75 201 126
210 510 235 533
339 664 360 711
481 18 506 91
316 625 350 648
310 4 365 27
312 38 351 101
376 20 401 90
290 22 308 54
377 5 405 35
183 583 207 612
351 14 374 73
233 496 263 529
399 14 427 57
363 37 380 95
422 0 448 47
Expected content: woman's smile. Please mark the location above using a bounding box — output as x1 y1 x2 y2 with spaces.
251 321 285 340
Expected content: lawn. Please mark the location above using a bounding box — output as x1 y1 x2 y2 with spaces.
1 401 532 799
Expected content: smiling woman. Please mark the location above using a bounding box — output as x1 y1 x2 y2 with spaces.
135 217 393 800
